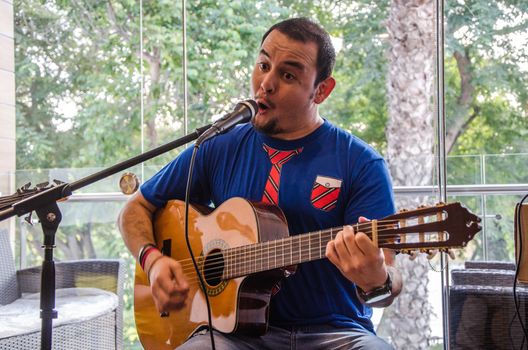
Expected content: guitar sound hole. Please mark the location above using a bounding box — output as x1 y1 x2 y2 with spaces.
203 249 224 287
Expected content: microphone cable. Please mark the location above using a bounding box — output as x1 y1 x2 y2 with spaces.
183 145 216 350
513 193 528 349
182 99 256 349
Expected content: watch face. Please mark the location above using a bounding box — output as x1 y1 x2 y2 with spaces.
119 172 140 195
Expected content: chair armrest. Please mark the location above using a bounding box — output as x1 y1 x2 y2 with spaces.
17 259 125 297
464 260 515 270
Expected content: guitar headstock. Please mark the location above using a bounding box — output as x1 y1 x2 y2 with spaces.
379 202 482 255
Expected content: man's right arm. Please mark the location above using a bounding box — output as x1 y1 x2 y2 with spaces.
118 191 158 259
118 191 189 312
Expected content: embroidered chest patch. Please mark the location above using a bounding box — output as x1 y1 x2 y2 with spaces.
310 175 342 211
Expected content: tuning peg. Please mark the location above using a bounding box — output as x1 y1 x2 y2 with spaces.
408 250 419 260
436 201 446 207
426 249 439 260
53 179 65 185
398 208 408 213
446 249 455 260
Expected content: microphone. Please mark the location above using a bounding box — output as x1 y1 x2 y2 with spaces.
195 99 258 146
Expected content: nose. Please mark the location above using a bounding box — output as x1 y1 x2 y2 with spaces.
260 73 275 95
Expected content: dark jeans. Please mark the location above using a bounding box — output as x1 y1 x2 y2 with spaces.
175 325 394 350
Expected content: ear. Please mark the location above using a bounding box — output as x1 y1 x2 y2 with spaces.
314 76 336 104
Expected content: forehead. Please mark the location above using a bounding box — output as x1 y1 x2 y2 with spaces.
259 30 318 69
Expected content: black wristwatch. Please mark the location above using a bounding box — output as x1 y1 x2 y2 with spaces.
356 272 393 305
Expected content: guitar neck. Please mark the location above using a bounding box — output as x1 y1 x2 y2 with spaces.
214 200 482 281
223 225 371 280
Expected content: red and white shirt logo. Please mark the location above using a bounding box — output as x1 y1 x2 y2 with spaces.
310 175 342 211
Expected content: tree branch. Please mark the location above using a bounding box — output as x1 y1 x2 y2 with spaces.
495 20 528 36
106 0 132 42
446 49 476 152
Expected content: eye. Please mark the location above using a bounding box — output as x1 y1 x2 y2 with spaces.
283 72 295 81
258 62 269 72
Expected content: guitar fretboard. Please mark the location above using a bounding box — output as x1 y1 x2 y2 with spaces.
223 226 348 280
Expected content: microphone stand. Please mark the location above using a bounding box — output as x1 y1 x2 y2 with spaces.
0 124 211 350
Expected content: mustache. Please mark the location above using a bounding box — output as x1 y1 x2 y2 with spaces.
254 95 275 109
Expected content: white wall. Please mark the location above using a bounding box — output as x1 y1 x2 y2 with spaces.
0 0 16 232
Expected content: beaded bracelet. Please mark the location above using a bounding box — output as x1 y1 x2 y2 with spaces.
138 243 158 271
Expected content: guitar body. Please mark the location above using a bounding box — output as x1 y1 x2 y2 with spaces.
134 197 290 350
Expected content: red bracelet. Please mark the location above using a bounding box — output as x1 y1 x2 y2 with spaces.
138 243 158 271
140 246 158 271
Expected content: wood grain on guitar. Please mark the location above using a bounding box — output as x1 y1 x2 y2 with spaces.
134 197 481 349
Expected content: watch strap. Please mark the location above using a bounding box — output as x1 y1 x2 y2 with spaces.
356 271 393 305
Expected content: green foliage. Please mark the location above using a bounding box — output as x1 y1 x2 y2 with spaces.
12 0 528 347
445 0 528 155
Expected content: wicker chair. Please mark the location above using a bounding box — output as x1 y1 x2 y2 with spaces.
0 230 125 350
449 261 528 350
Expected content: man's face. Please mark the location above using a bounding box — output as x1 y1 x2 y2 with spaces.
251 30 321 139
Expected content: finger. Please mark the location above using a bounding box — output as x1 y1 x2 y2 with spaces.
342 225 366 256
358 216 370 223
355 231 383 257
325 239 339 265
333 228 354 260
169 261 189 291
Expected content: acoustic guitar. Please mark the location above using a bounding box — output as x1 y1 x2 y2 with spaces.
134 197 481 349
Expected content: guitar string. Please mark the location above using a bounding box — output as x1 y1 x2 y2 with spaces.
176 232 447 286
176 221 442 275
142 213 449 284
173 225 448 283
175 222 400 274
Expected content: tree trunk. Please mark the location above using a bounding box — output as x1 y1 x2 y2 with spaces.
378 0 436 348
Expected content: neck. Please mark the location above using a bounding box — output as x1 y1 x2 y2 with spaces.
274 114 324 141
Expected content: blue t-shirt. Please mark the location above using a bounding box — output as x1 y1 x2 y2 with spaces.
141 119 395 333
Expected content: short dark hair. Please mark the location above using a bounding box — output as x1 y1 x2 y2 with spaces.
261 17 336 86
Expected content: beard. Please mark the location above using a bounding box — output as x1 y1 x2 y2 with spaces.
251 115 283 136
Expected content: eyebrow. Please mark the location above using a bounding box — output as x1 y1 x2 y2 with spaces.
259 49 306 72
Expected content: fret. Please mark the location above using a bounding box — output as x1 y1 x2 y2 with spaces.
248 244 257 273
297 235 302 264
278 238 284 269
308 234 311 261
310 232 319 260
272 240 276 270
232 248 237 278
225 250 229 279
289 236 293 265
327 228 334 245
300 234 310 263
249 244 254 275
239 245 244 276
291 235 300 265
266 240 271 272
258 243 263 273
244 244 249 275
319 231 322 259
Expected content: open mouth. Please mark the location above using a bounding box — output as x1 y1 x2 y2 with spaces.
257 101 270 112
